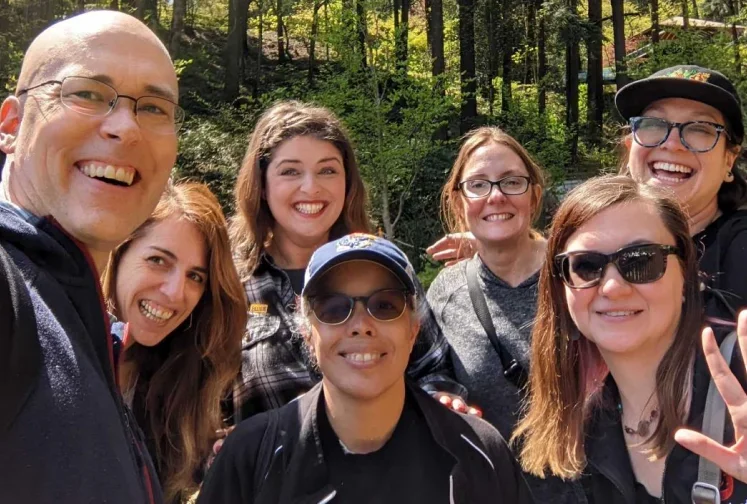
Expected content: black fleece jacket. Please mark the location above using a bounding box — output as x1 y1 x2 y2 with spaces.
0 203 162 504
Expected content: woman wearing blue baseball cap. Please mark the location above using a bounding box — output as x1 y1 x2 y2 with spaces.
616 65 747 327
198 233 534 504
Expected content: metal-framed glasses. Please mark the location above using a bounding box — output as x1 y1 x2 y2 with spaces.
630 116 730 153
17 76 185 134
457 175 531 199
307 289 411 325
554 243 681 289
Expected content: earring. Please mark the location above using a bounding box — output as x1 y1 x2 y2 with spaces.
184 313 193 331
726 171 734 182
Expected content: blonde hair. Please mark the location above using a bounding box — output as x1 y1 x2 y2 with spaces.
103 181 247 502
441 126 546 237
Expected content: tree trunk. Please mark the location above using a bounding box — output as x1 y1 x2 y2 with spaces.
255 0 263 98
309 0 322 85
77 0 85 13
681 0 689 28
526 1 537 84
169 0 187 58
225 0 250 102
135 0 157 24
485 0 496 115
399 0 409 71
610 0 629 90
430 0 445 77
731 0 741 74
537 0 547 113
277 0 286 63
109 0 119 9
458 0 477 133
587 0 603 144
500 0 512 112
324 1 330 60
356 0 367 69
651 0 659 45
566 0 579 164
691 0 699 19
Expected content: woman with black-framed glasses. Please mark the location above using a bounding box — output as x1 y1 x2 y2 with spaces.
616 65 747 330
426 127 582 503
198 234 534 504
514 174 747 503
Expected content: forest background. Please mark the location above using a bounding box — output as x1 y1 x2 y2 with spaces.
0 0 744 285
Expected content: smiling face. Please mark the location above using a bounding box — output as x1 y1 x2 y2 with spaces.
307 260 419 402
562 202 684 360
115 215 208 347
0 15 178 266
460 142 537 245
627 97 738 217
265 135 346 247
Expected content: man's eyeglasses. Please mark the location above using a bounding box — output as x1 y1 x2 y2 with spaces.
456 176 531 199
307 289 411 325
17 76 185 135
630 116 730 153
555 243 681 289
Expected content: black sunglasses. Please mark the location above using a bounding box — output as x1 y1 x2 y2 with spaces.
307 289 411 325
554 243 680 289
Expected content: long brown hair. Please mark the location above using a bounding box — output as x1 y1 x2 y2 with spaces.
512 175 702 479
230 100 371 280
441 126 546 236
103 182 247 502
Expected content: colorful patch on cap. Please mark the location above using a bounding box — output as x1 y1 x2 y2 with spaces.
336 233 377 251
658 68 710 82
249 303 268 315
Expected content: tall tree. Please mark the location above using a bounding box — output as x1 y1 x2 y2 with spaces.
500 0 512 112
225 0 250 101
651 0 660 45
537 0 547 113
691 0 699 18
587 0 603 144
681 0 689 28
357 0 367 68
136 0 158 25
730 0 741 74
169 0 187 58
255 0 264 97
525 0 537 84
308 0 324 84
393 0 410 71
485 0 497 114
277 0 287 63
610 0 629 90
109 0 119 9
458 0 477 133
430 0 445 77
565 0 580 163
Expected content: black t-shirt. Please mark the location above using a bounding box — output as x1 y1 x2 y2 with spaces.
318 391 454 503
283 268 306 295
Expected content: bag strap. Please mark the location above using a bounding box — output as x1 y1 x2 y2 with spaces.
692 330 738 504
465 259 527 389
0 243 41 434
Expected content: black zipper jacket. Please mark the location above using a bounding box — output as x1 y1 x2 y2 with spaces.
0 203 162 504
583 339 747 504
199 381 534 504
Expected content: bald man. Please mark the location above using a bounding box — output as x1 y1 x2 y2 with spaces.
0 11 180 503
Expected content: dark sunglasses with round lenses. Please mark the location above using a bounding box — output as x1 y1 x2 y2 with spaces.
308 288 411 325
554 243 681 289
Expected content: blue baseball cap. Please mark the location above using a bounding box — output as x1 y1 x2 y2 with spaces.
302 233 417 296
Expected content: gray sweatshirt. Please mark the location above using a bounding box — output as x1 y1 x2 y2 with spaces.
427 255 585 504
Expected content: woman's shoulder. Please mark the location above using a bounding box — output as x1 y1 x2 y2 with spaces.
426 260 469 299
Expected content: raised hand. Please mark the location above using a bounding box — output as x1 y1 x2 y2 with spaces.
674 310 747 483
426 232 477 266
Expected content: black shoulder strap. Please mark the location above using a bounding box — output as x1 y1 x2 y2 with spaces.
0 243 41 434
465 259 527 389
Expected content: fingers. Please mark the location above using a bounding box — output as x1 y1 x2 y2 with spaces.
426 235 459 256
430 248 461 262
467 406 482 417
701 326 747 409
737 310 747 373
435 393 471 413
674 428 744 480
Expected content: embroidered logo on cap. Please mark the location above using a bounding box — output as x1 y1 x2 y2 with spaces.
659 68 710 82
336 233 377 251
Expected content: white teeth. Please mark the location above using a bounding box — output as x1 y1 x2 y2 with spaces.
485 213 513 222
652 162 693 174
602 311 636 317
138 300 175 322
78 162 136 186
295 203 325 215
345 353 381 363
